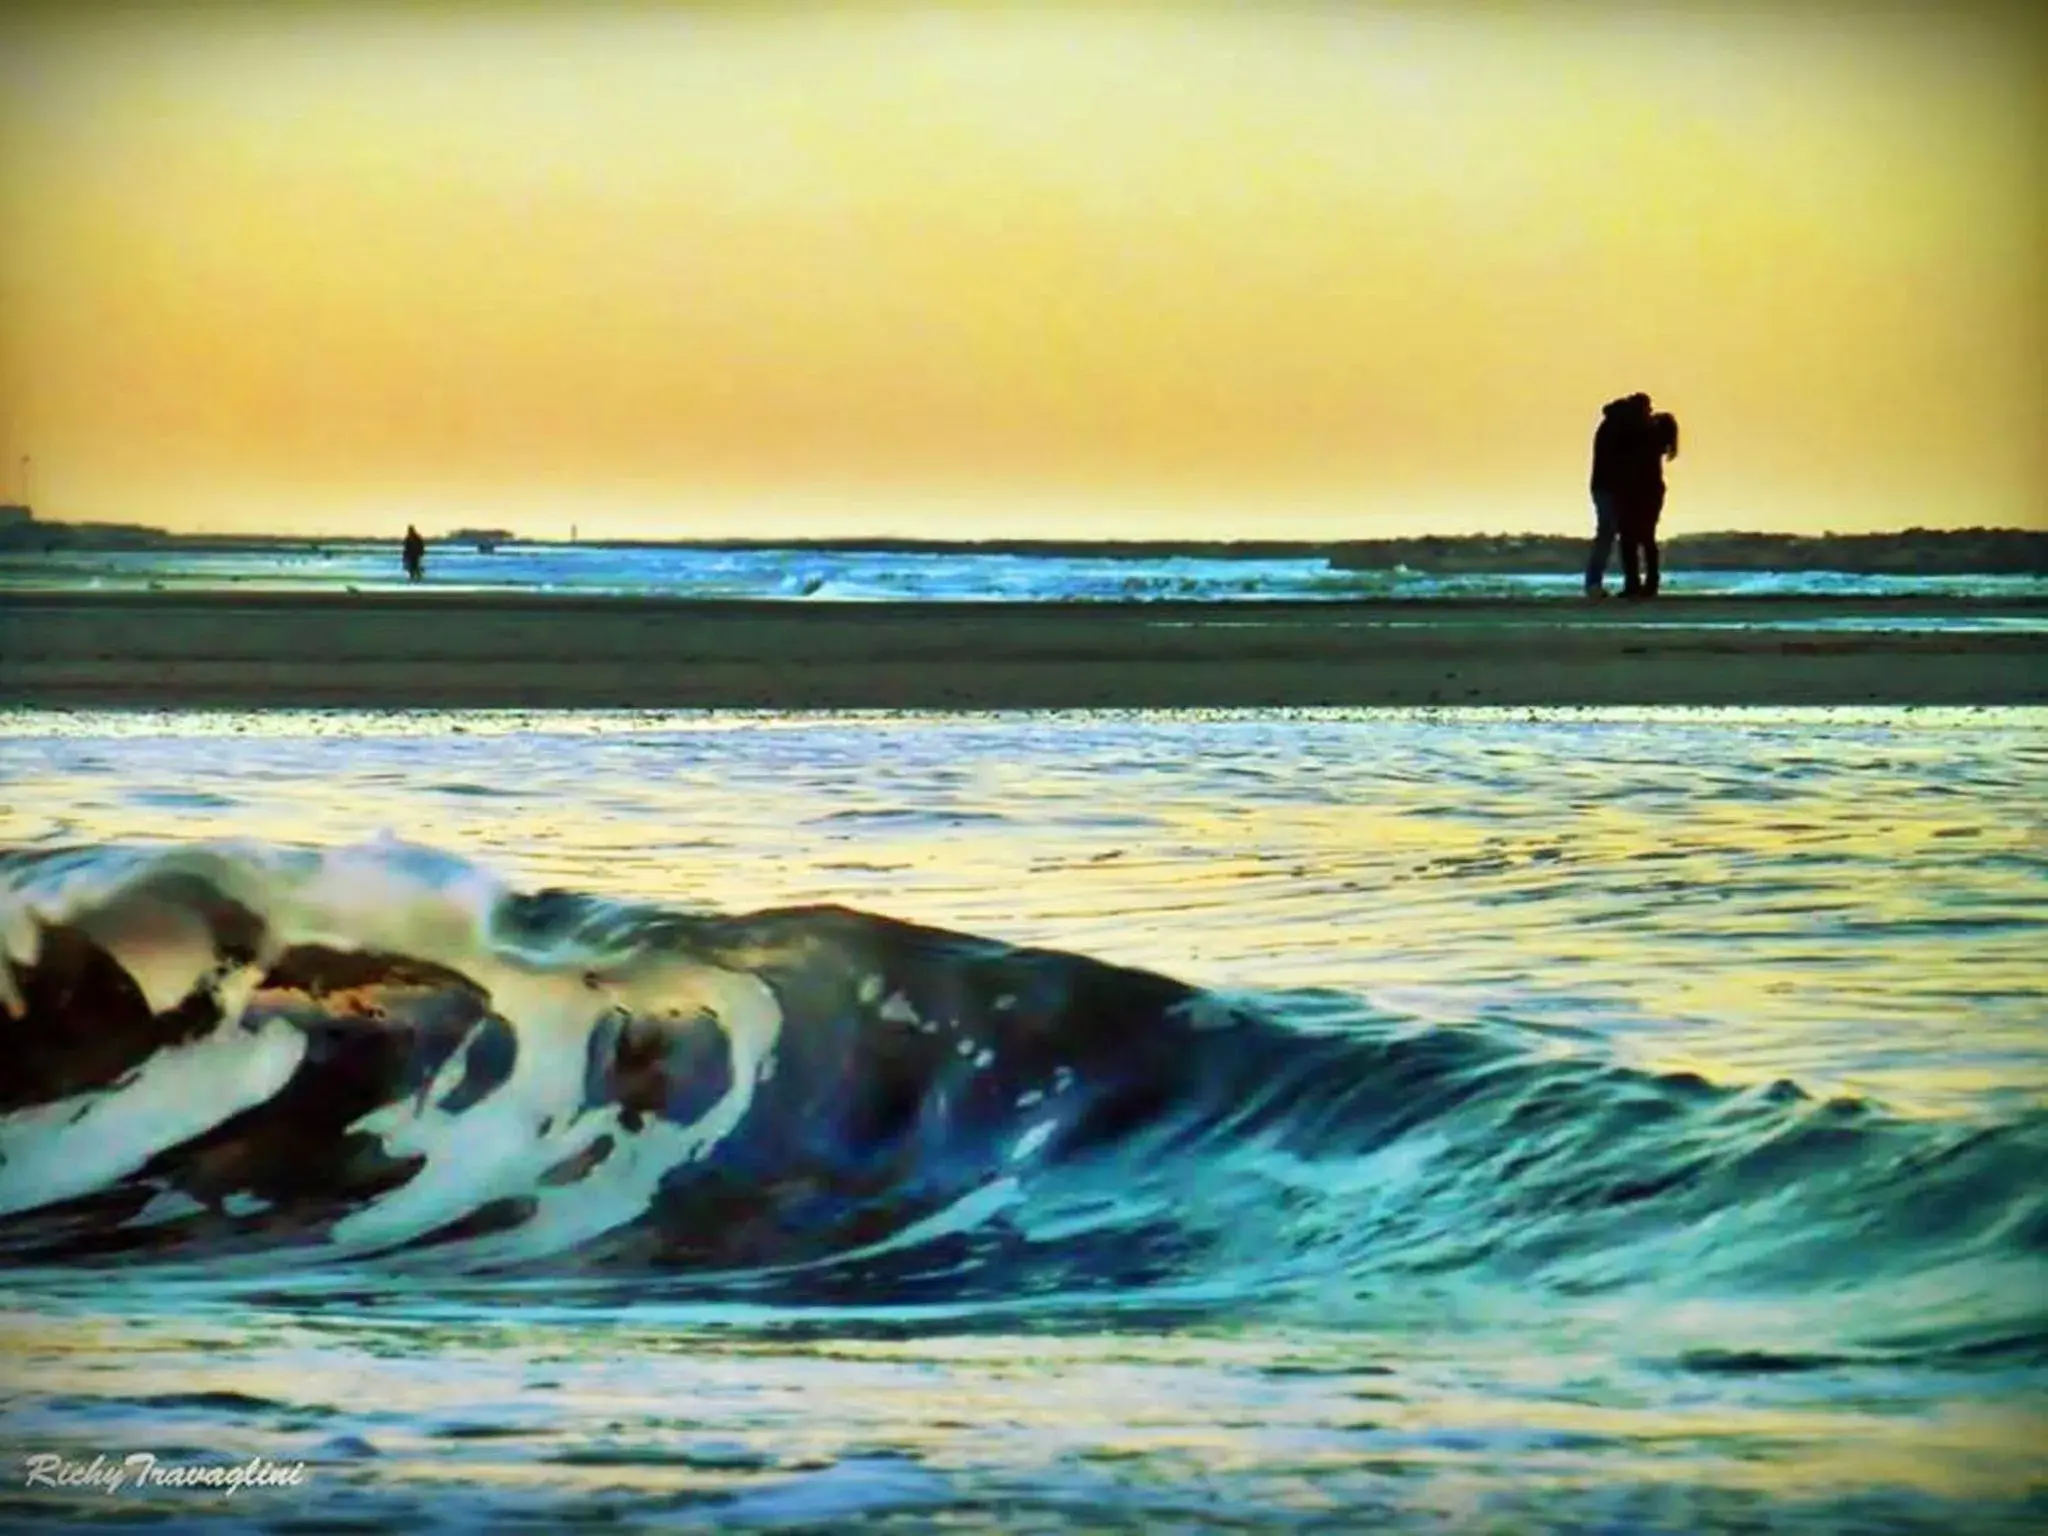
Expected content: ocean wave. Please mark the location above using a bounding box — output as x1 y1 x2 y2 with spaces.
2 840 2043 1344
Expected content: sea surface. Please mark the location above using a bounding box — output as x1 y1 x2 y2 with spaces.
5 540 2047 604
1 706 2045 1532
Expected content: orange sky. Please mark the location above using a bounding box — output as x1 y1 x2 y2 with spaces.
1 2 2042 540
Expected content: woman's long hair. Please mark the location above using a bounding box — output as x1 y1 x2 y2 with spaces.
1650 412 1680 461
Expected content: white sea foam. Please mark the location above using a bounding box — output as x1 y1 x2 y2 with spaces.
0 838 787 1257
0 1000 305 1218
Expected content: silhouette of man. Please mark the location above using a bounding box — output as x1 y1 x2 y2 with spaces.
1585 394 1651 598
402 525 426 582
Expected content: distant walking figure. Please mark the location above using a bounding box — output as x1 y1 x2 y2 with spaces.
402 524 426 583
1585 394 1679 598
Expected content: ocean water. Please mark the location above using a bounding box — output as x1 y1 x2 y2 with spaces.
5 540 2047 603
1 706 2045 1532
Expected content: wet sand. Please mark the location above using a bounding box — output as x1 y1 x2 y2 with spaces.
1 591 2043 709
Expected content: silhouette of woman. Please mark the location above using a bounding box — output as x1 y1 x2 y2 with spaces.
1619 411 1679 598
402 525 426 583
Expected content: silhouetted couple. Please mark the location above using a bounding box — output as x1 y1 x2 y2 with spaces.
1586 393 1679 599
402 524 426 582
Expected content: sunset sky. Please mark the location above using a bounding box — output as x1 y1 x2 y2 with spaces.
1 2 2041 540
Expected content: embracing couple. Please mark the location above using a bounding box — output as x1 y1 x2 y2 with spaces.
1585 392 1679 599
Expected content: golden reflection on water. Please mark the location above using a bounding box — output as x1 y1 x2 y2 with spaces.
4 1310 2043 1511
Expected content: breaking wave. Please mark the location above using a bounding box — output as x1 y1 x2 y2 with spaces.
2 839 2043 1354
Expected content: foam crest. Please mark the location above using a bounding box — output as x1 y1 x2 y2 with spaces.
1 839 786 1263
0 1003 305 1219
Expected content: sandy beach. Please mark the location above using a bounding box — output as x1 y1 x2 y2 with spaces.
2 590 2043 709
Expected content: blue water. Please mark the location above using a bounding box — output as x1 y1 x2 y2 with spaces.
6 540 2046 603
2 706 2045 1531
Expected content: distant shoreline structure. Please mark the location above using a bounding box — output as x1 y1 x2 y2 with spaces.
0 507 2043 576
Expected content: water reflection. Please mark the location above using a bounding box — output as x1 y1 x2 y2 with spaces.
3 707 2040 1115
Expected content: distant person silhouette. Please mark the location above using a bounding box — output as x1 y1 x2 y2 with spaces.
1585 394 1678 598
402 525 426 583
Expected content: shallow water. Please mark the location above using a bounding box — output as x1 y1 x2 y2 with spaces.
6 541 2047 605
2 707 2045 1531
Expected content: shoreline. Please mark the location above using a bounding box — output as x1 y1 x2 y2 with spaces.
6 524 2047 578
3 591 2044 709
